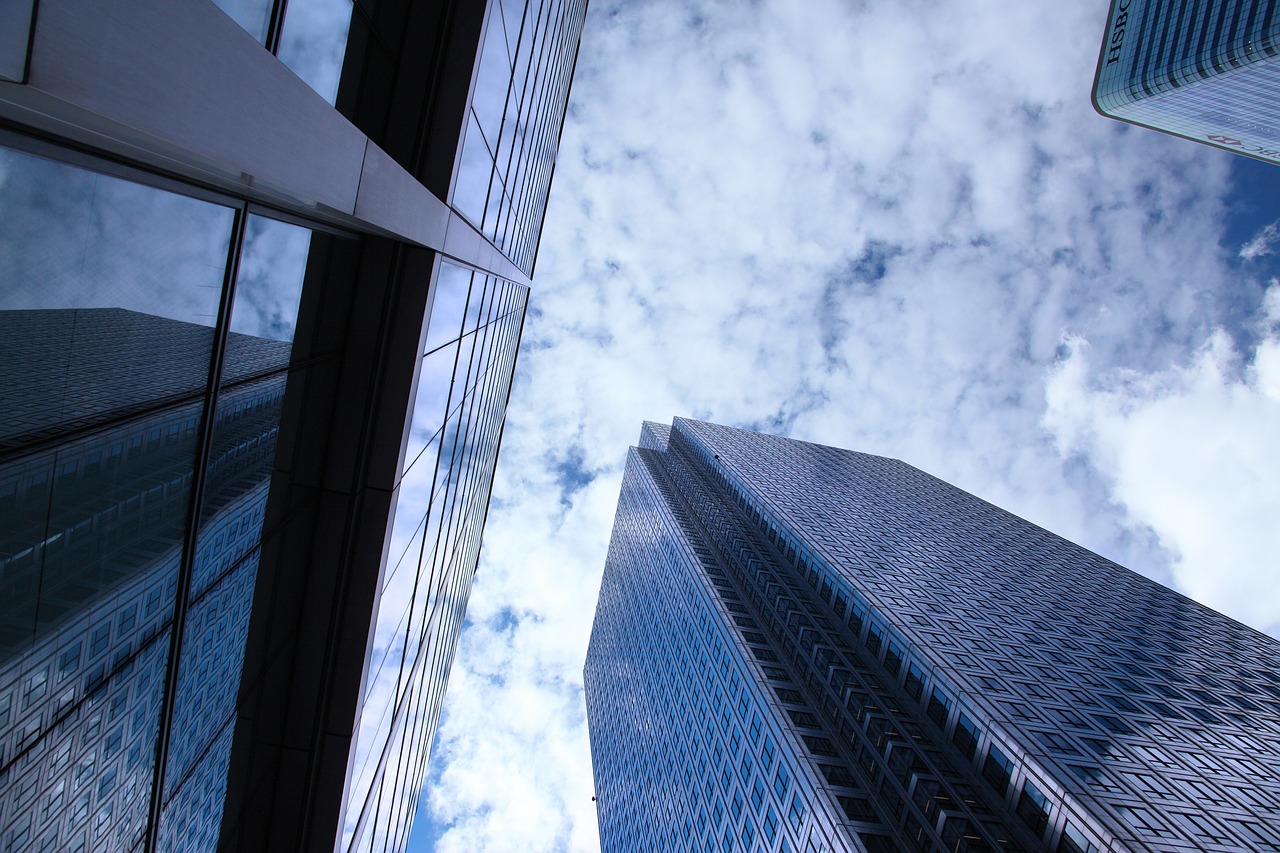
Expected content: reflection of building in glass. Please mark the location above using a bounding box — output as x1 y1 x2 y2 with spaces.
586 419 1280 852
0 0 586 850
1092 0 1280 164
0 309 291 852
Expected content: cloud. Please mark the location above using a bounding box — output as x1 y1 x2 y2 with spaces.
413 0 1274 850
1242 219 1280 260
1044 283 1280 637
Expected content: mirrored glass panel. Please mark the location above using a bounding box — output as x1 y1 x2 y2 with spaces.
277 0 355 106
345 272 527 853
157 214 310 847
0 143 235 852
451 0 584 274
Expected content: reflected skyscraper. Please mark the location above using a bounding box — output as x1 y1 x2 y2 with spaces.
1092 0 1280 163
0 0 586 850
585 419 1280 852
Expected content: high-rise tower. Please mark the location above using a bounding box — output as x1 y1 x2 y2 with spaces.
1092 0 1280 164
585 418 1280 852
0 1 586 850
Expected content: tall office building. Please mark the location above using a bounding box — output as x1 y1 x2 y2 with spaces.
0 0 586 850
1092 0 1280 163
585 418 1280 852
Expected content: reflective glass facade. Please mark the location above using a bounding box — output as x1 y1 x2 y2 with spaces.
586 418 1280 852
454 0 587 274
342 262 528 852
1092 0 1280 163
0 0 584 849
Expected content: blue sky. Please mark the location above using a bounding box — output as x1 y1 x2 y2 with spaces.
409 0 1280 849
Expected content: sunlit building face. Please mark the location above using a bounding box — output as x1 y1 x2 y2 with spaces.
0 0 585 850
585 418 1280 852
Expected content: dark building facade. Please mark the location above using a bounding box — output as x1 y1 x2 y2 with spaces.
1092 0 1280 164
0 0 585 850
585 418 1280 852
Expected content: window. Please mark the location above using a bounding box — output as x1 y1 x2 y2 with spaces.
1015 779 1050 837
762 806 779 842
1116 805 1175 838
1173 812 1229 844
802 735 836 757
952 713 979 760
840 796 876 821
788 795 806 831
761 736 776 770
904 663 924 701
866 624 884 655
884 642 903 677
819 763 855 786
926 687 951 727
787 709 819 729
773 764 791 799
1058 821 1099 853
982 745 1013 796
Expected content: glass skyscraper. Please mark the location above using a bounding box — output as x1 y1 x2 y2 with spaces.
0 0 585 850
1092 0 1280 163
585 418 1280 852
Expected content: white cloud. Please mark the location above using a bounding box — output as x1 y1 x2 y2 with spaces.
1242 219 1280 260
414 0 1277 850
1045 284 1280 637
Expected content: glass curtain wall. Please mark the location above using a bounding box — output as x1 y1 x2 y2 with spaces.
0 140 316 852
342 261 527 853
211 0 354 104
453 0 586 274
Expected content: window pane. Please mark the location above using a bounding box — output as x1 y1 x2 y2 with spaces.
158 214 310 838
0 143 235 850
277 0 354 105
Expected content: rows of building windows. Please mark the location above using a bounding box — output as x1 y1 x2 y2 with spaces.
652 431 1037 853
585 450 843 853
666 417 1280 852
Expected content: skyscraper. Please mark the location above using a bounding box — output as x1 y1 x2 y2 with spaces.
0 0 586 850
1092 0 1280 164
585 418 1280 852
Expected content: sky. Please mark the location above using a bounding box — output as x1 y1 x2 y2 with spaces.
410 0 1280 849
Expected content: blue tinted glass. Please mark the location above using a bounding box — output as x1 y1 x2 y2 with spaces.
0 145 234 850
157 214 309 840
277 0 353 105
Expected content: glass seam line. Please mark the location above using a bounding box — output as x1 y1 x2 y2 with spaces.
143 204 249 853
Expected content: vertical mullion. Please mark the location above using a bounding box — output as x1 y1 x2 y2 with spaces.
144 205 249 853
265 0 290 55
